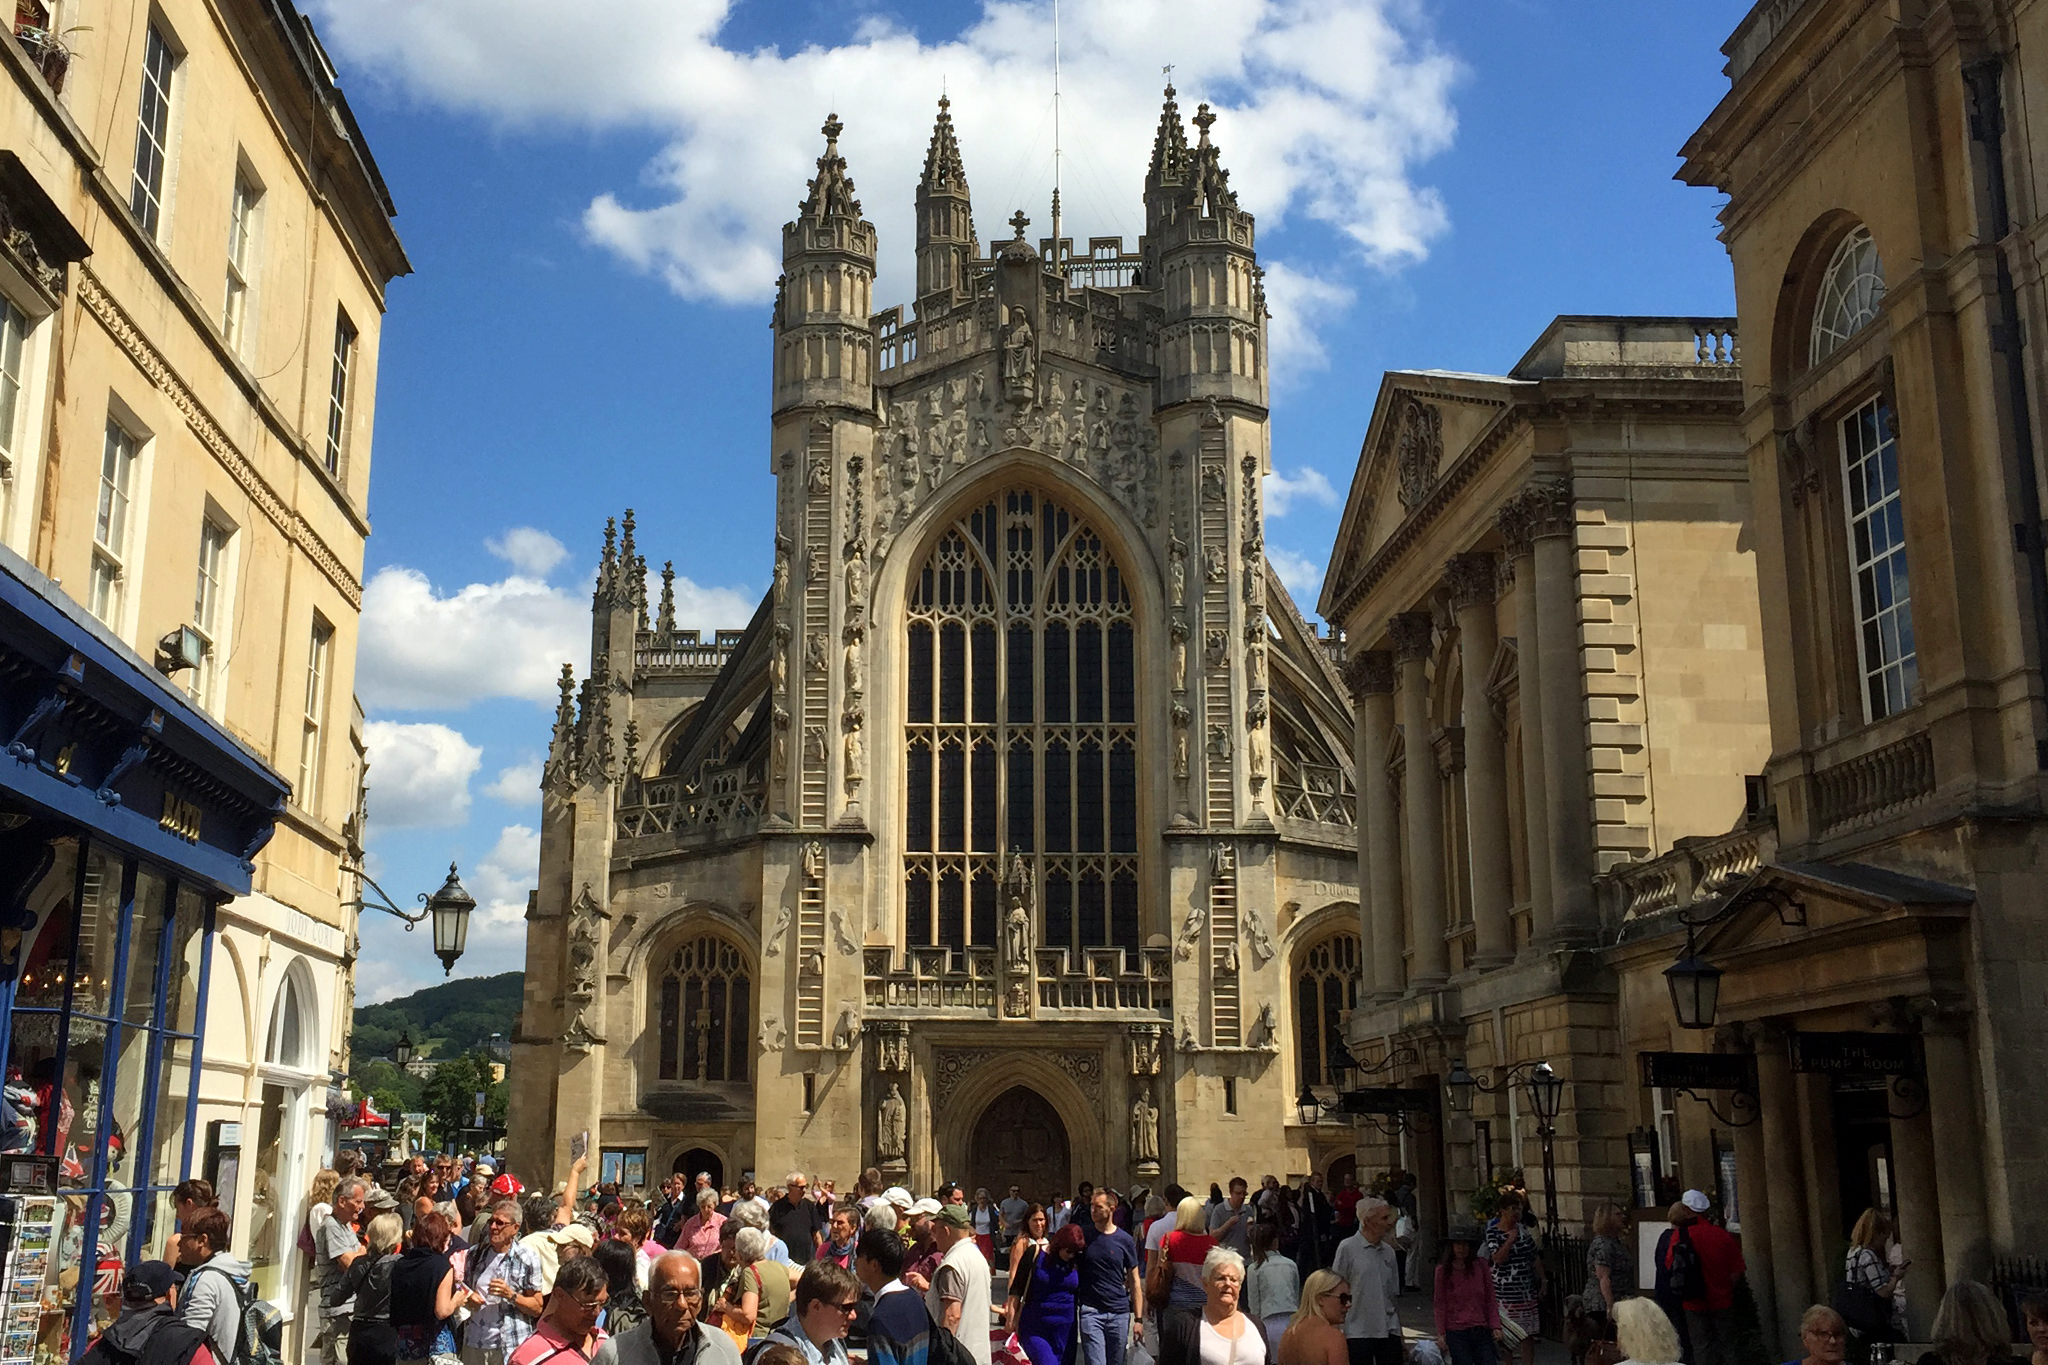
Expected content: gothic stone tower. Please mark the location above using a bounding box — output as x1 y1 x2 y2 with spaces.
509 96 1364 1195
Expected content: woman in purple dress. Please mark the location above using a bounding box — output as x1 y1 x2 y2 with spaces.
1008 1222 1086 1365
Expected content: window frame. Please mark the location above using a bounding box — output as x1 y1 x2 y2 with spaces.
1808 225 1886 367
129 18 181 241
652 932 753 1085
221 164 262 355
1293 930 1363 1089
188 513 235 711
91 418 142 628
298 614 334 813
325 309 357 477
1836 392 1916 721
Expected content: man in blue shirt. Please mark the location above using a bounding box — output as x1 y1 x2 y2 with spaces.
1077 1190 1144 1365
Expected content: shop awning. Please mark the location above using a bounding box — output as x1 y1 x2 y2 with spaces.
0 544 288 897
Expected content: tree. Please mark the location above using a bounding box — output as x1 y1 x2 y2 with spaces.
418 1052 508 1149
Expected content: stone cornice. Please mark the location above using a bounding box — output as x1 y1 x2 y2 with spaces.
77 267 364 609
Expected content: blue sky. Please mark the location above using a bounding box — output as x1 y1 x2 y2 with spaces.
323 0 1751 1002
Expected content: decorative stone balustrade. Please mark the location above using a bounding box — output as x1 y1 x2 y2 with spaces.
1601 821 1775 924
862 944 1172 1016
615 766 763 840
635 629 744 675
1812 729 1935 833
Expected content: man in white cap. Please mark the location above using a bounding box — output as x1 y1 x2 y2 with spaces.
1664 1191 1743 1365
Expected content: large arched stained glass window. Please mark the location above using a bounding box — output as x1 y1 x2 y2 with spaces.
1295 932 1361 1086
904 491 1140 962
655 934 750 1083
1810 225 1886 365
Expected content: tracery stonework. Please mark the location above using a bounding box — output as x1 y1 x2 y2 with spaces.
511 90 1362 1192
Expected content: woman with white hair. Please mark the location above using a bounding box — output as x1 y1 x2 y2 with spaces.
676 1187 726 1259
1189 1246 1264 1365
1614 1297 1683 1365
710 1225 790 1343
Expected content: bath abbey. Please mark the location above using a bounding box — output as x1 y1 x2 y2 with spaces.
504 90 1367 1192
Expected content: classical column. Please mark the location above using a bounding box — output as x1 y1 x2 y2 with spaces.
1445 552 1513 968
1496 507 1553 947
1345 651 1406 999
1526 479 1597 943
1921 1010 1991 1282
1729 1028 1779 1352
1755 1023 1815 1324
1391 611 1449 986
1890 1099 1944 1340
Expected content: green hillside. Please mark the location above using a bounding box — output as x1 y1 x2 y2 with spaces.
353 971 523 1062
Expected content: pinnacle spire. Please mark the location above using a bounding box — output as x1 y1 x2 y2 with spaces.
657 561 677 634
1147 78 1190 187
799 112 863 221
1185 102 1239 215
920 94 968 192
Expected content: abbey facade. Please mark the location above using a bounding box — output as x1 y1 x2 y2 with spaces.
506 92 1363 1197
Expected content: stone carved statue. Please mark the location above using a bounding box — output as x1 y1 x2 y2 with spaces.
1175 901 1205 961
1004 312 1036 399
806 632 827 675
844 723 864 784
1244 905 1276 966
769 644 787 699
759 1014 787 1053
844 635 864 694
845 552 867 608
1202 465 1225 502
1131 1095 1160 1165
764 901 792 955
1170 619 1189 692
809 458 831 499
1248 1002 1279 1051
833 1004 861 1052
878 1083 908 1162
805 545 824 585
1168 538 1187 607
1005 892 1031 965
1208 723 1233 760
1204 546 1226 583
802 840 824 883
772 542 791 608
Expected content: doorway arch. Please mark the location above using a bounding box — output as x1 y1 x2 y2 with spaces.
672 1147 725 1191
970 1086 1071 1205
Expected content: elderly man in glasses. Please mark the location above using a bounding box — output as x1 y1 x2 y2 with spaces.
463 1200 548 1365
595 1251 743 1365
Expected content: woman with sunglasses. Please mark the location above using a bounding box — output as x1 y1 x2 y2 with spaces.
1277 1271 1349 1365
1433 1227 1500 1365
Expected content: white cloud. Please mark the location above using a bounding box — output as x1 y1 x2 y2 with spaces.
1268 547 1328 603
471 824 542 933
358 567 592 711
308 0 1458 355
362 721 483 829
486 527 570 578
1265 465 1338 518
358 554 753 712
485 759 544 806
1262 261 1359 379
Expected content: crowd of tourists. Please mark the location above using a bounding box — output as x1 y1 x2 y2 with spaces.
67 1153 2048 1365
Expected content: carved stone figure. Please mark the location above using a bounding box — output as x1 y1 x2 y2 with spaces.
878 1083 908 1162
1208 723 1232 760
804 725 826 764
772 545 791 607
806 545 825 584
1175 901 1206 961
1396 395 1445 510
759 1015 787 1053
873 1022 910 1073
1131 1095 1160 1165
972 370 988 407
1170 621 1189 692
831 904 860 955
1005 892 1031 965
1168 538 1187 607
809 458 831 498
1006 979 1031 1018
1204 546 1226 583
1004 312 1036 400
845 552 867 608
1246 640 1266 692
806 631 827 675
764 901 792 955
1047 403 1068 456
833 1005 861 1051
769 645 787 698
844 635 864 694
1202 465 1226 502
1248 1001 1279 1051
844 724 865 784
802 840 824 882
1179 1015 1199 1052
1244 904 1276 966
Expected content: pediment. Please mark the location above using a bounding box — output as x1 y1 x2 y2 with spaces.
1694 861 1972 959
1319 371 1526 620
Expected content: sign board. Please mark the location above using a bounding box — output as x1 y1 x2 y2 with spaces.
1789 1032 1918 1078
1339 1086 1436 1116
0 1158 53 1195
1639 1051 1758 1093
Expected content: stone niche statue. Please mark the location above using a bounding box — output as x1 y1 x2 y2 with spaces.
1003 308 1037 402
878 1082 909 1163
1131 1094 1160 1166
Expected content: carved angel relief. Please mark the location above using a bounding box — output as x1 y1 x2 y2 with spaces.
1395 396 1444 511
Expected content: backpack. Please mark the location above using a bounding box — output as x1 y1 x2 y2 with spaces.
1664 1227 1701 1302
185 1265 283 1365
924 1304 977 1365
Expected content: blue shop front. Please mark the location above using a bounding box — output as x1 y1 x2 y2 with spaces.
0 544 286 1362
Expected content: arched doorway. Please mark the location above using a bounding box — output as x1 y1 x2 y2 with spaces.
970 1086 1071 1205
672 1147 725 1190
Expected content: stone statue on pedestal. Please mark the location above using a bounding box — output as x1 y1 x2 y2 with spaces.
879 1083 908 1163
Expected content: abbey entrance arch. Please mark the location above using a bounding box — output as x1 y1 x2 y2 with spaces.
969 1087 1071 1202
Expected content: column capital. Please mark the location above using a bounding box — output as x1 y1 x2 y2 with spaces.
1343 649 1396 699
1443 551 1499 611
1389 610 1435 664
1525 477 1576 540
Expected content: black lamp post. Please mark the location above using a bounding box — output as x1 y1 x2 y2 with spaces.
1445 1057 1566 1233
394 1032 415 1067
348 861 477 977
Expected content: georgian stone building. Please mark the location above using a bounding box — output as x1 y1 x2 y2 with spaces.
1592 0 2048 1351
1317 317 1768 1260
508 93 1361 1196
